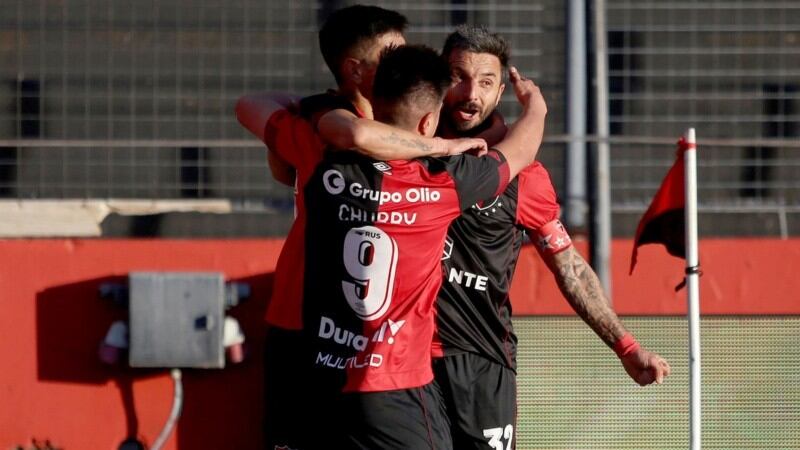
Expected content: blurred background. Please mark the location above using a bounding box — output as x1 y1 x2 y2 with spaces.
2 0 798 237
1 1 798 449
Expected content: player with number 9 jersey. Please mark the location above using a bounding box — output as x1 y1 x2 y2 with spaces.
302 149 509 392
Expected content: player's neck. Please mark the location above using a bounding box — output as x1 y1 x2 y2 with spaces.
352 93 374 120
337 87 374 120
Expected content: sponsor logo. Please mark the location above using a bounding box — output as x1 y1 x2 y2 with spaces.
448 267 489 292
373 318 406 345
318 316 369 351
373 162 393 174
315 317 406 370
349 183 440 205
321 169 441 205
317 316 406 350
441 237 453 260
315 351 383 369
323 169 345 195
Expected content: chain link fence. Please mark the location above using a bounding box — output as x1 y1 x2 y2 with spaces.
1 0 798 236
606 0 800 236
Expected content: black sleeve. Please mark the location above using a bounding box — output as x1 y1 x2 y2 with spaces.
426 149 511 211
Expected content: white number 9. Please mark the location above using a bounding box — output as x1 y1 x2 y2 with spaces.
342 225 398 321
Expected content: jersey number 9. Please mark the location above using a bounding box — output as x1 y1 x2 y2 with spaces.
342 226 399 321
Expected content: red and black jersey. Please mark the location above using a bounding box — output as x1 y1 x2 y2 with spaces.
433 162 561 370
302 150 510 392
263 92 360 330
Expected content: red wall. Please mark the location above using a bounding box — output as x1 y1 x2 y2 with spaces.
0 240 282 450
1 238 798 449
511 238 800 315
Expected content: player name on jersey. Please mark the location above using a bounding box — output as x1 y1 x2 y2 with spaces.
337 206 418 225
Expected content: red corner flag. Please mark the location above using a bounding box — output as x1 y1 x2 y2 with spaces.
629 138 692 274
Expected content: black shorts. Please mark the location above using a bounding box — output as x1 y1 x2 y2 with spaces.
265 328 450 450
263 326 310 450
336 382 452 450
433 352 517 450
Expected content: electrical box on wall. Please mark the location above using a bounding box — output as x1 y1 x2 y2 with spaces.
129 272 225 368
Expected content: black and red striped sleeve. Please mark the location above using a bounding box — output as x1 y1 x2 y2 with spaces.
432 149 510 211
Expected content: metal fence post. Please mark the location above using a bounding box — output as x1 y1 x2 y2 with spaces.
591 0 612 296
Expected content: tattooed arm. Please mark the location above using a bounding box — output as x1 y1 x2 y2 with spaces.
541 246 672 385
543 246 627 346
317 108 488 160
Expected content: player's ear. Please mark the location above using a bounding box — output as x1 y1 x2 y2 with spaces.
342 57 362 84
495 82 506 108
418 111 438 137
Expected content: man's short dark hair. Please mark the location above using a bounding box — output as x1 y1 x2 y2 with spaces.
372 45 452 125
441 25 510 68
319 5 408 84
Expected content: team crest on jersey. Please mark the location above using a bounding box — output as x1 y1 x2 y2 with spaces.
471 196 503 217
441 237 453 260
373 161 392 175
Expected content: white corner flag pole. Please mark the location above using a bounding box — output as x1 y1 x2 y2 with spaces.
684 128 702 450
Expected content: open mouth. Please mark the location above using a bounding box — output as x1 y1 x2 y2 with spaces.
456 106 480 122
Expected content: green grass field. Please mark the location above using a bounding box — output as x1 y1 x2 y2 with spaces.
513 316 800 449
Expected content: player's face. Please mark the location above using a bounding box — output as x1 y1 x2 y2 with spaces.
359 32 406 98
444 49 505 132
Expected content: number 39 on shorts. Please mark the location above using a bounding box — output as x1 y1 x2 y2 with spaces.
342 225 399 321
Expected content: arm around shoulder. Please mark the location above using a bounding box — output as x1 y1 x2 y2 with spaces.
235 92 299 142
317 109 487 160
492 67 547 179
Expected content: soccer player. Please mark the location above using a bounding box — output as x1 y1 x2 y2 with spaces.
313 24 672 450
430 26 671 450
236 6 407 449
236 6 485 449
299 44 545 449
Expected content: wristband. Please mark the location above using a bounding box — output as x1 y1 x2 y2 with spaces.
613 333 640 358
